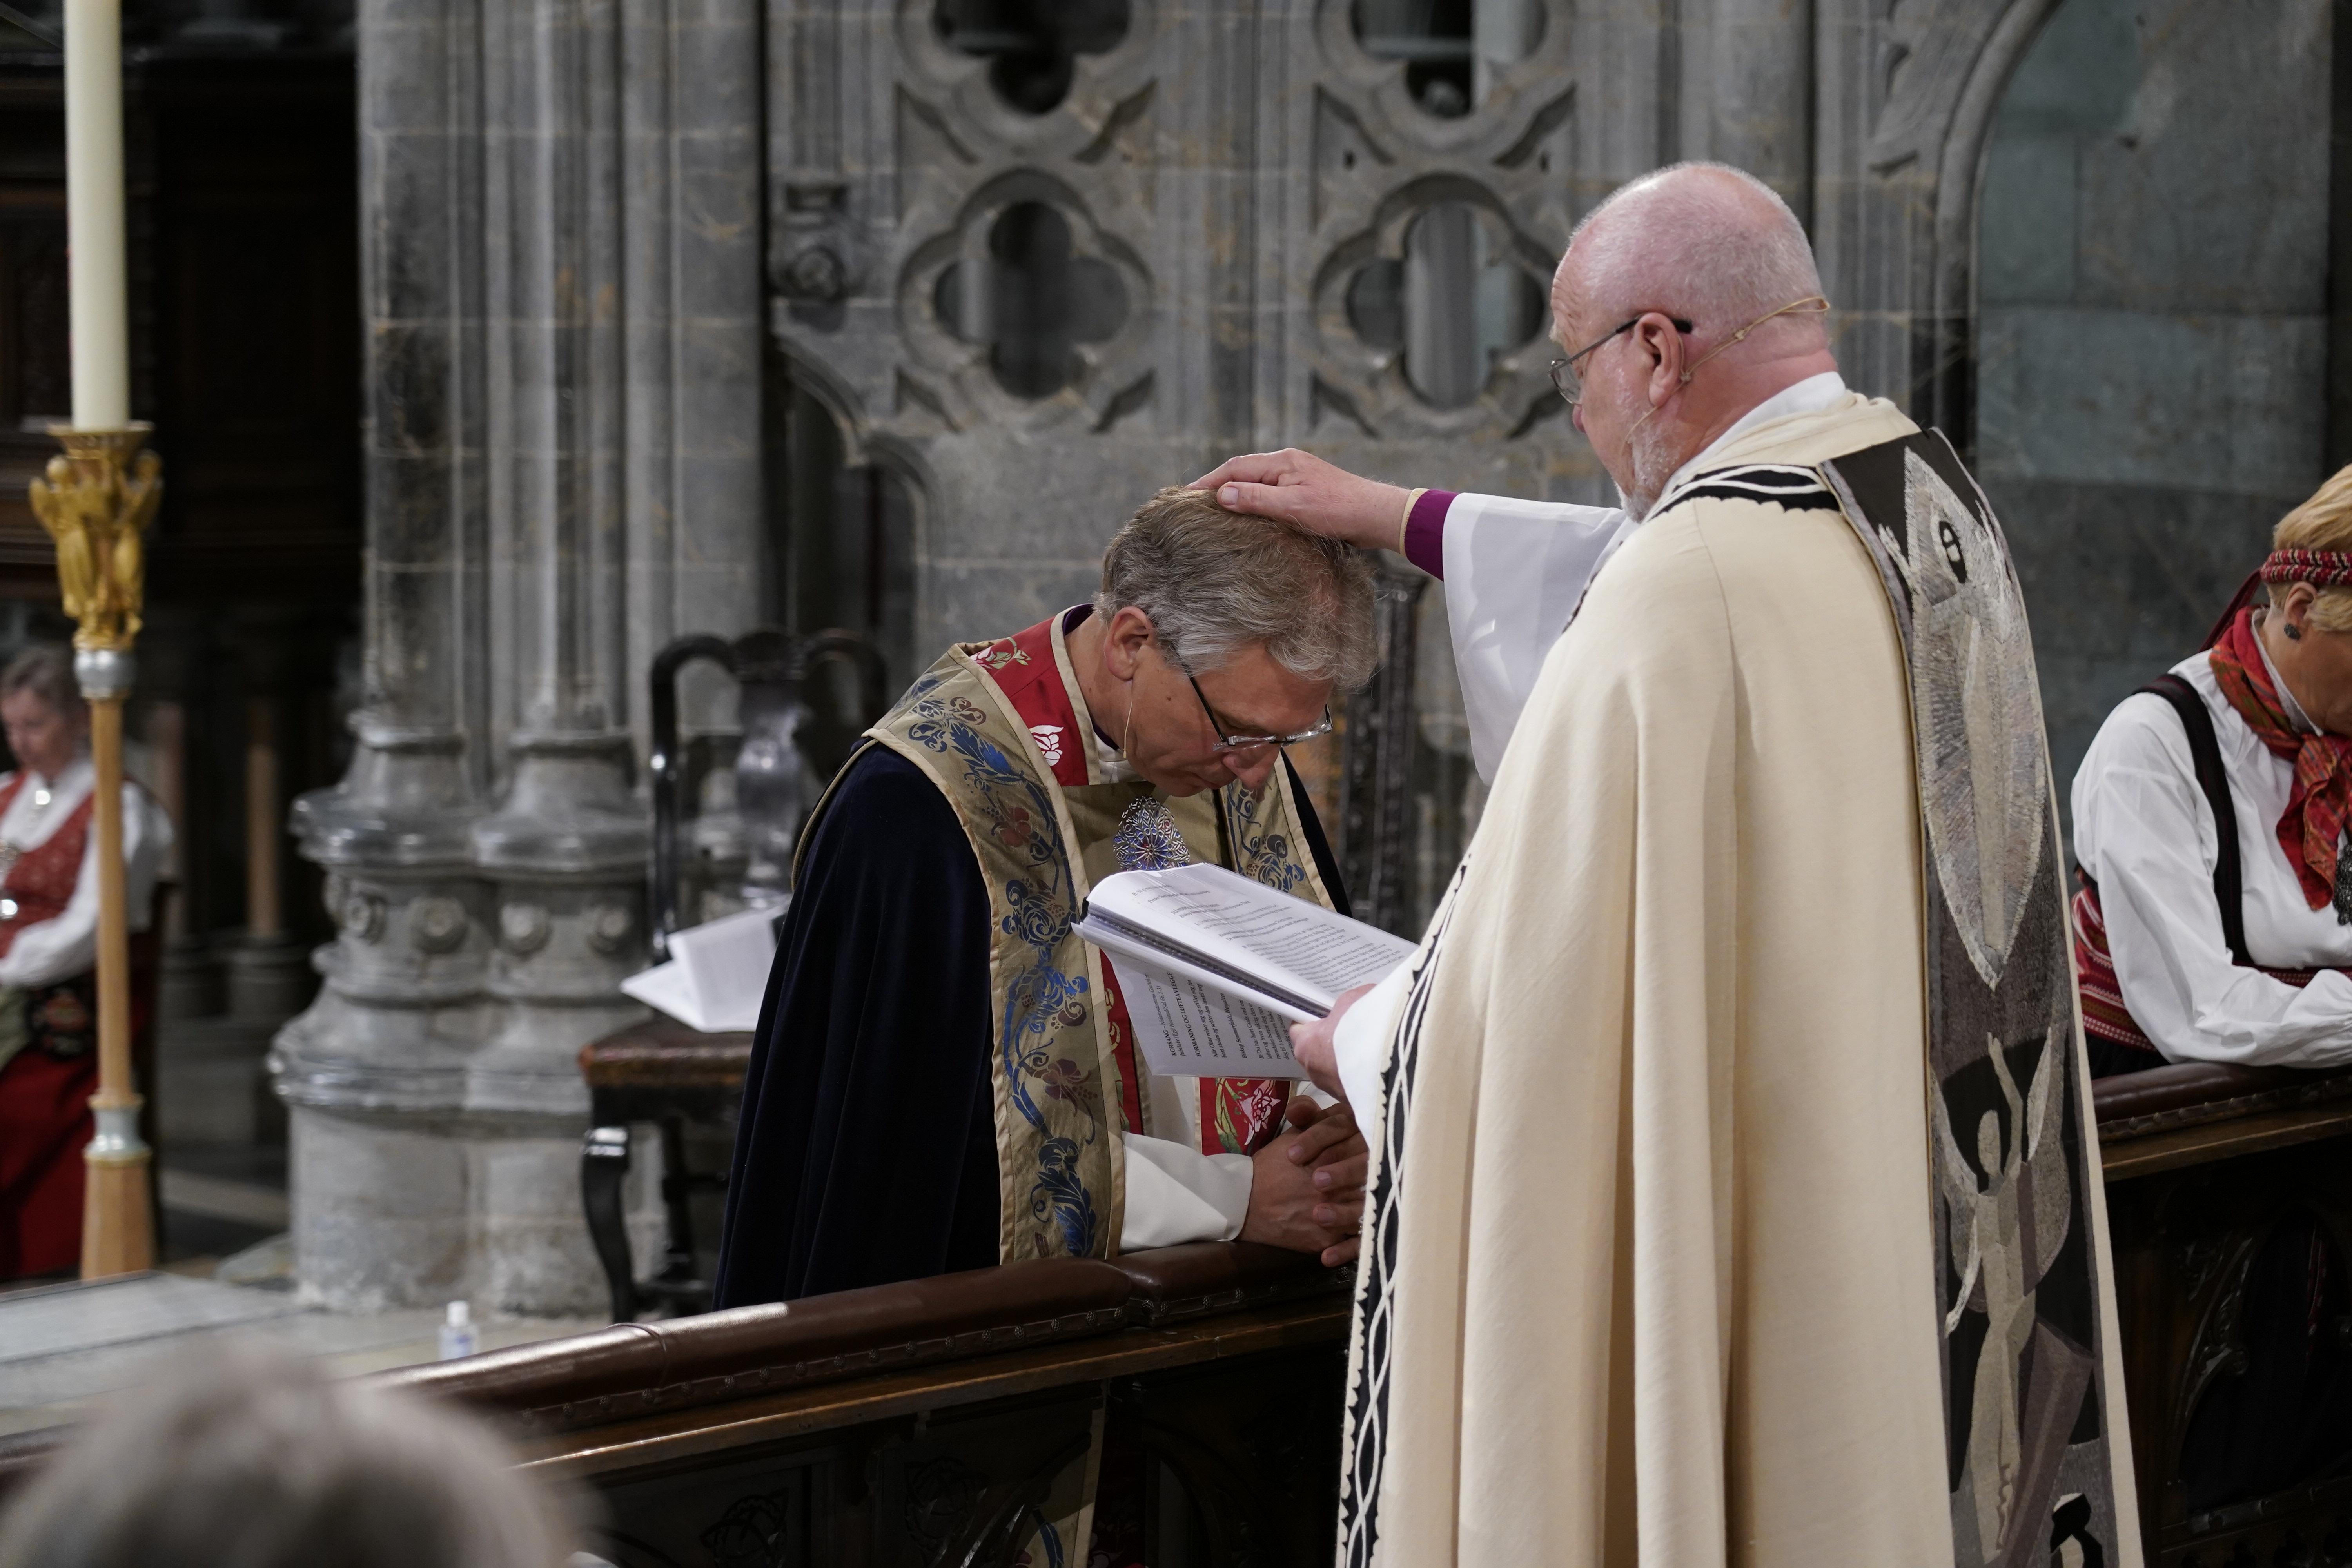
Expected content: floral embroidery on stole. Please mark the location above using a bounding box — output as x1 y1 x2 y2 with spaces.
806 613 1337 1265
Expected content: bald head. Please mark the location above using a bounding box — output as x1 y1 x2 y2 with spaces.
1554 162 1824 348
1548 163 1838 517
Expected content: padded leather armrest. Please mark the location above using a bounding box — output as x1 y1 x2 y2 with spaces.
2093 1060 2352 1141
1113 1241 1351 1323
577 1017 754 1089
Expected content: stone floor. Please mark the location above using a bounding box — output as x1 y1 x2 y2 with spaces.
0 1272 604 1436
0 998 604 1436
152 1012 287 1273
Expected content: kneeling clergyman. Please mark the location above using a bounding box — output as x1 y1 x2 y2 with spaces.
1209 163 2141 1566
2073 466 2352 1076
713 488 1374 1564
713 484 1372 1299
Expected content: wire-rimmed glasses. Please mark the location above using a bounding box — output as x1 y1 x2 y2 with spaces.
1186 673 1332 754
1546 296 1831 407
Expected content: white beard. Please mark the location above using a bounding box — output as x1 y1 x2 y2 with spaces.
1616 405 1687 520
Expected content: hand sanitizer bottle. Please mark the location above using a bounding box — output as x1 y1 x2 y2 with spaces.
438 1300 477 1361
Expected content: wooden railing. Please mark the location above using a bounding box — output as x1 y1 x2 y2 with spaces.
0 1241 1355 1566
5 1066 2350 1568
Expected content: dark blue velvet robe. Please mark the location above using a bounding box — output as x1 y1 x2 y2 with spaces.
712 747 1347 1307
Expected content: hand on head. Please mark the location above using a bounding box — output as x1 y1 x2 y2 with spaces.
1070 486 1372 798
1188 449 1409 553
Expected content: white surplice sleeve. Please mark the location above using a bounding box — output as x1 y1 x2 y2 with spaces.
0 786 173 992
1438 495 1634 780
2072 693 2352 1066
1329 962 1412 1148
1118 1133 1253 1249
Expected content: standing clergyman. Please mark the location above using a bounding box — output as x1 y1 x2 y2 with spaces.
1200 163 2143 1566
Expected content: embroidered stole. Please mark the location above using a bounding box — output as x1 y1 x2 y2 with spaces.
1815 433 2129 1565
802 610 1339 1268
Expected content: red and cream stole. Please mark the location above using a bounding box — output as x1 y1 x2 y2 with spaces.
980 615 1291 1156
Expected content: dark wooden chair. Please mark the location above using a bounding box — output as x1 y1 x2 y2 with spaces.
578 1016 753 1322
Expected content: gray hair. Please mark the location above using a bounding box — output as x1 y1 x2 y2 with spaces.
1096 486 1377 691
0 1347 576 1568
1564 161 1825 337
0 644 83 721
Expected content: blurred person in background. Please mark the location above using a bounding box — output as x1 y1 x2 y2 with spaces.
0 1345 580 1568
0 644 170 1282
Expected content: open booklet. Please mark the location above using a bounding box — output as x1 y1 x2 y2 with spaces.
619 904 781 1033
1072 863 1415 1080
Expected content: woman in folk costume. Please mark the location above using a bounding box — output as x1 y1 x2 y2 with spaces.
2069 466 2352 1509
0 644 171 1281
2073 466 2352 1076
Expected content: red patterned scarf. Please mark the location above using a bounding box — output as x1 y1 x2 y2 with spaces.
2207 607 2352 909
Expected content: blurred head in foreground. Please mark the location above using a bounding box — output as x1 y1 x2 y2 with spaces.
0 1347 575 1568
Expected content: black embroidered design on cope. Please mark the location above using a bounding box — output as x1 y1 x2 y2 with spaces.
1660 462 1842 514
1818 429 2124 1567
1338 861 1466 1568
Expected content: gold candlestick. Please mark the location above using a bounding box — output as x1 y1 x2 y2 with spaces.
28 422 161 1279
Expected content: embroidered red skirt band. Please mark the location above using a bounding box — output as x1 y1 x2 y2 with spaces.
2070 874 2330 1055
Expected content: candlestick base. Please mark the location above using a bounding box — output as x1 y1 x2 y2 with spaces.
82 1095 155 1279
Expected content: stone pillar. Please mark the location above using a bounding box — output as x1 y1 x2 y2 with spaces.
280 0 762 1315
1677 0 1816 220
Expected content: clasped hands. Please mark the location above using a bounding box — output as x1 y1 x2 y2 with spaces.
1237 984 1377 1268
1239 1097 1366 1267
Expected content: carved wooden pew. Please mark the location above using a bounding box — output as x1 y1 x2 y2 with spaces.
0 1243 1348 1563
388 1240 1350 1565
2096 1062 2352 1568
3 1068 2345 1566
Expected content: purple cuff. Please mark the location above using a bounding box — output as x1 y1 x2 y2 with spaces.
1403 489 1456 579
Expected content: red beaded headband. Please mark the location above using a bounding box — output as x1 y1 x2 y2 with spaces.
2205 552 2352 646
2262 549 2352 587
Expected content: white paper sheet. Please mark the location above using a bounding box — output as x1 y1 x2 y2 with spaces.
1075 864 1414 1078
619 904 780 1032
1121 964 1308 1079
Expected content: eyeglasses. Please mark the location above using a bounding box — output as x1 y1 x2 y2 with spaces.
1548 314 1691 406
1186 672 1333 753
1546 296 1831 407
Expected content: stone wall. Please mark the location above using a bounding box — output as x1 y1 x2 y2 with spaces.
1976 0 2337 819
298 0 2341 1311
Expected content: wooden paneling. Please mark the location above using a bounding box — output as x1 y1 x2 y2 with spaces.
2100 1067 2352 1566
0 70 71 580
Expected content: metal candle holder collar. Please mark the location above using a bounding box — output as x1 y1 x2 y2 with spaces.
649 628 887 961
26 422 162 1279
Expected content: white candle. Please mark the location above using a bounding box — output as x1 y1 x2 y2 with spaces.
64 0 129 430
